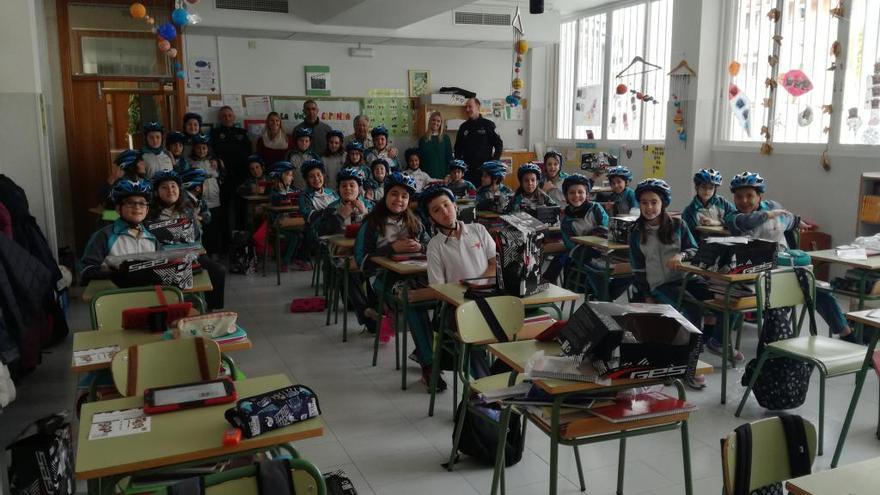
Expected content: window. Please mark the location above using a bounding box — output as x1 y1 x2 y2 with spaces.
840 0 880 145
554 0 673 141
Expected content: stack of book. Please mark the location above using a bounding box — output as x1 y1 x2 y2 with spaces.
708 279 755 306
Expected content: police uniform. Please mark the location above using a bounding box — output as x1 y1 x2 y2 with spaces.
454 116 503 185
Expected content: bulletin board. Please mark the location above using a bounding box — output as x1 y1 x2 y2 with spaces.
362 97 416 136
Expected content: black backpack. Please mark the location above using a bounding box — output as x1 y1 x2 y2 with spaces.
228 230 257 275
742 268 814 410
6 412 75 495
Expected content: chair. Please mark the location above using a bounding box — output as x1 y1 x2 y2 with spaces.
111 337 221 396
735 268 868 456
90 285 185 331
143 459 326 495
721 416 817 495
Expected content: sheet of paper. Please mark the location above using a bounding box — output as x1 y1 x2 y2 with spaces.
221 94 244 115
399 260 428 267
836 247 868 260
706 236 751 244
89 408 151 440
73 345 119 367
186 95 209 115
243 95 271 117
186 57 218 94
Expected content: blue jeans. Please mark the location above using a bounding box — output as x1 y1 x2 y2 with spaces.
650 278 732 343
815 290 849 334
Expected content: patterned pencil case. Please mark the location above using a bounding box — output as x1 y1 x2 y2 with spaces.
224 384 321 438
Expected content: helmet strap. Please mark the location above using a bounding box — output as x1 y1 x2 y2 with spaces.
435 220 459 235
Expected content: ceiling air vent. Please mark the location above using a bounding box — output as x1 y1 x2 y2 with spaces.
215 0 289 14
454 11 511 27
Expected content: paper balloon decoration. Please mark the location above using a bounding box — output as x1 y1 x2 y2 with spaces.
167 48 178 58
797 106 814 127
728 83 751 135
130 3 146 19
157 22 177 41
615 84 627 95
172 8 190 26
158 39 171 52
778 69 813 97
515 39 528 54
176 70 186 79
728 61 741 77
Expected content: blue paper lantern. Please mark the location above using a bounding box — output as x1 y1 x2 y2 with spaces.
173 61 182 70
172 8 190 26
176 70 186 79
506 95 520 106
157 22 177 41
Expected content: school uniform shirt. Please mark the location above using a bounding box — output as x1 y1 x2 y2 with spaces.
596 187 638 216
629 218 697 294
322 153 345 189
354 215 429 270
560 202 608 252
404 169 432 192
189 157 222 209
681 195 737 235
299 187 340 222
364 179 385 203
286 149 320 189
544 171 570 205
447 179 477 198
312 197 375 235
427 222 496 285
80 218 158 280
723 199 798 248
509 189 558 212
141 148 175 178
364 147 398 170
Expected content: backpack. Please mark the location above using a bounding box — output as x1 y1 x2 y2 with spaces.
741 268 815 410
323 469 358 495
496 212 548 297
6 412 75 495
228 230 257 275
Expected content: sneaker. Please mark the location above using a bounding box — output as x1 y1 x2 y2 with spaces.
408 350 420 364
706 337 745 362
421 366 447 393
685 374 707 390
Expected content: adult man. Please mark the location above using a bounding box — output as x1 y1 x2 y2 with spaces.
344 115 374 149
293 99 332 153
209 106 252 235
454 98 504 186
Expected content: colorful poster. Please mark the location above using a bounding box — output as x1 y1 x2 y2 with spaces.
271 98 361 135
642 145 666 179
304 65 331 96
186 56 218 94
362 97 415 135
244 95 272 118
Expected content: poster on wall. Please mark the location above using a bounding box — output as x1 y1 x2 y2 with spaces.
363 98 415 135
642 145 666 179
408 70 431 97
271 98 360 135
575 85 603 126
304 66 331 96
244 96 272 117
186 57 218 94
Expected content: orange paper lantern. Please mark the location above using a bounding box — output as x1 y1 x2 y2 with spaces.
130 3 147 19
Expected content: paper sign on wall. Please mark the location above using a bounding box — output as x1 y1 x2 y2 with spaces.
642 145 666 179
272 98 361 135
221 94 244 116
575 85 603 126
186 95 209 115
304 66 331 96
244 96 272 117
186 57 218 94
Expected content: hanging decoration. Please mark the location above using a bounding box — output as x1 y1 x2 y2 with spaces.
728 61 741 77
797 106 814 127
129 1 202 80
829 1 846 20
668 59 696 146
778 70 813 97
506 7 527 107
728 83 751 135
757 6 783 155
610 56 662 133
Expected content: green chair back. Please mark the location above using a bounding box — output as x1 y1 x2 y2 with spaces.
111 337 221 396
755 268 815 310
90 285 185 331
721 416 817 494
144 459 326 495
455 296 525 344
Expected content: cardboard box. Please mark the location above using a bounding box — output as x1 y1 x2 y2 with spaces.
860 195 880 224
609 216 639 244
691 238 777 274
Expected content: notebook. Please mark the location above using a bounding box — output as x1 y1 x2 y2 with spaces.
588 391 696 423
528 353 610 385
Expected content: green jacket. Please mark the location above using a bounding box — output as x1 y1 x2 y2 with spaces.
418 134 453 179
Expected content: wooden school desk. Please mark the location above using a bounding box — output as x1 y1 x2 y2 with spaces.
675 262 759 404
488 340 711 495
808 249 880 335
785 456 880 495
75 373 324 495
82 271 214 304
570 235 632 302
695 225 731 237
240 193 270 230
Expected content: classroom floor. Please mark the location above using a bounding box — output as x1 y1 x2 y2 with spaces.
3 270 880 495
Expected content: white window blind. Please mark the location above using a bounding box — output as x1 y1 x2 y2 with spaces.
574 14 606 140
555 20 577 140
840 0 880 145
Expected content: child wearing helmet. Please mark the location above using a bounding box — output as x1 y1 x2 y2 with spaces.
286 128 320 189
403 148 431 192
80 179 157 282
681 168 736 236
237 155 268 196
312 168 374 236
364 159 391 203
165 131 188 173
475 160 514 213
541 151 570 205
344 141 367 172
364 125 398 170
298 160 339 223
355 172 439 389
147 171 226 310
445 159 477 198
723 172 855 342
322 129 346 189
595 165 638 216
181 168 212 226
141 122 175 179
629 178 713 389
266 161 307 271
509 163 557 213
188 134 225 256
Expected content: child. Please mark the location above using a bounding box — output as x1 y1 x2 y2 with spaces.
475 160 514 212
181 168 211 226
364 159 390 203
681 168 736 236
298 159 339 223
509 163 557 212
188 134 224 256
323 129 346 190
237 155 268 196
724 172 855 342
445 159 477 198
268 161 307 271
541 151 569 205
141 122 175 178
287 127 320 189
165 131 189 172
182 112 203 158
596 165 638 216
147 171 225 310
403 148 431 192
116 149 146 181
364 125 398 169
80 179 157 281
344 141 367 173
628 178 711 389
354 172 438 389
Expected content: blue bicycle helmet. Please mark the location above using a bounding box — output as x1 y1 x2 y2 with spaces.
346 141 365 153
115 149 143 172
693 168 723 187
607 165 633 183
448 159 468 172
269 161 295 179
294 127 313 139
384 171 417 195
729 171 766 193
143 122 163 135
247 154 265 167
301 159 326 179
371 158 391 175
517 163 543 182
191 133 210 145
337 167 365 186
327 129 345 141
165 131 186 146
562 174 593 194
420 184 456 216
370 125 389 138
111 179 151 204
481 160 508 179
635 178 672 206
181 169 208 191
151 170 181 187
543 150 564 165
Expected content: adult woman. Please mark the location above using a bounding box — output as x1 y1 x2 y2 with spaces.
417 111 453 179
255 112 292 166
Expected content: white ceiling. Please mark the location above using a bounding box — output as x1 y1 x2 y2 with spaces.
470 0 617 16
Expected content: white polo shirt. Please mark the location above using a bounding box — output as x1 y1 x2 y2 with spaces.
427 222 496 285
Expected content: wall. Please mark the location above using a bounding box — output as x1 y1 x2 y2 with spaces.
185 34 533 150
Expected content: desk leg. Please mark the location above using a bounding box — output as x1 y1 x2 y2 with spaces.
831 333 879 467
616 437 626 494
372 271 388 367
401 284 409 390
274 225 282 286
549 396 561 495
720 284 735 404
342 258 350 342
428 303 448 417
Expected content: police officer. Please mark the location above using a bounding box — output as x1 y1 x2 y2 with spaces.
209 106 252 235
454 98 503 186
